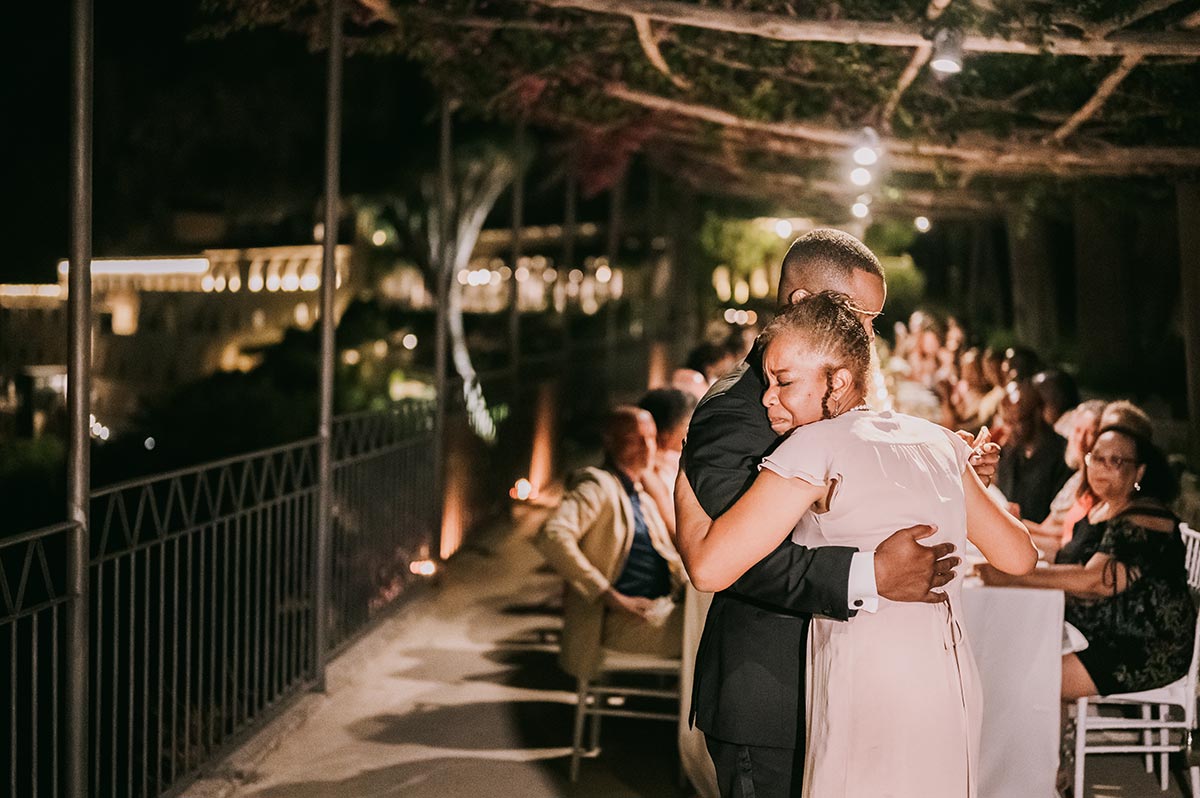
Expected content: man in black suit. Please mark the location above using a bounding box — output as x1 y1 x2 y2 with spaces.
683 229 998 797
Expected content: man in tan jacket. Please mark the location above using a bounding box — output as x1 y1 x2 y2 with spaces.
535 406 688 679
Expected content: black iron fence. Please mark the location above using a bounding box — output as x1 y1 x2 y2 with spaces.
2 331 650 798
3 401 438 798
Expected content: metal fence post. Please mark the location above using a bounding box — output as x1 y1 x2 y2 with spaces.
66 0 93 794
433 98 453 559
313 0 342 692
508 121 525 391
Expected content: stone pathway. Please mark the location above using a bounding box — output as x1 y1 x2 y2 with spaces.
198 502 1190 798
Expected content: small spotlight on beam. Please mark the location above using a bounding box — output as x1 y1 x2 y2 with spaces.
931 28 964 75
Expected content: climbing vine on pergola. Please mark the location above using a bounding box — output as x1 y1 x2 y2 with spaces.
204 0 1200 215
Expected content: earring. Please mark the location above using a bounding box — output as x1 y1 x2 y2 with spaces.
1134 482 1142 492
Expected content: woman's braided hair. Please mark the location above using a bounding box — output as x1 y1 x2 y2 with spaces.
759 291 872 419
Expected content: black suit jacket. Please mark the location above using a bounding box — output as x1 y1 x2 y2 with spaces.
683 350 856 750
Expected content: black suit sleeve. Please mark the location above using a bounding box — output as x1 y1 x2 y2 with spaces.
682 370 856 620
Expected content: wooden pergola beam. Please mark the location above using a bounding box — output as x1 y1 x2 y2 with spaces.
1050 54 1144 143
536 0 1200 58
606 84 1200 175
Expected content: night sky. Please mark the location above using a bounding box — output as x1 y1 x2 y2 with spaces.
5 0 438 285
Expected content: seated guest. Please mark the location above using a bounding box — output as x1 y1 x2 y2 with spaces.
1031 369 1081 433
1055 401 1157 564
534 406 688 679
980 425 1195 700
1002 345 1042 384
637 388 699 535
1023 399 1105 557
996 382 1073 523
637 388 698 485
976 347 1008 430
685 343 738 386
671 368 709 401
936 346 990 434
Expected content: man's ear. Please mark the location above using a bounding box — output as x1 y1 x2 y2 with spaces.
787 287 811 305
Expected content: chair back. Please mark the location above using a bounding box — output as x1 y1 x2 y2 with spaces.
1183 523 1200 591
1181 523 1200 725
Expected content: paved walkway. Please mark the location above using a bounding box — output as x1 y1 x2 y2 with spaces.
193 503 1190 798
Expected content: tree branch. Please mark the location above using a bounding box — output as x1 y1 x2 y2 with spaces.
534 0 1200 58
1093 0 1184 37
1050 54 1144 143
632 14 691 89
879 43 930 134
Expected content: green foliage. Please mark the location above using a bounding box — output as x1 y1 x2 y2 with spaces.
698 213 788 279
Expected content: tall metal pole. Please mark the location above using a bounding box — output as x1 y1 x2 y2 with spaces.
433 98 453 558
508 121 525 390
313 0 342 692
604 173 624 392
66 0 93 794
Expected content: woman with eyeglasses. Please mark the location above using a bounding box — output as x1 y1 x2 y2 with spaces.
979 423 1195 700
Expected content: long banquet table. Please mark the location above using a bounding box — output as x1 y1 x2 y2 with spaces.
960 583 1065 798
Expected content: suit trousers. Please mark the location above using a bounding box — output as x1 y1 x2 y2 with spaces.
704 734 802 798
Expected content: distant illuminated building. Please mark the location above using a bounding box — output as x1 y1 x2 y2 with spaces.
0 245 355 439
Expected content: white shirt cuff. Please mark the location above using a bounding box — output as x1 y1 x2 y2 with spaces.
847 551 880 613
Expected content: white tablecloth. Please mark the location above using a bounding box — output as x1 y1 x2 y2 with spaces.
679 585 719 798
961 584 1064 798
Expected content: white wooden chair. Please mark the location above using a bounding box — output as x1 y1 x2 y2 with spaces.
569 648 681 781
1073 522 1200 797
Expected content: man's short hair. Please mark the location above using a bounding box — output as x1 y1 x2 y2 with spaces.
637 388 698 435
778 229 884 304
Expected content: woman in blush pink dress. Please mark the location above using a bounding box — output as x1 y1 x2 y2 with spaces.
674 292 1037 798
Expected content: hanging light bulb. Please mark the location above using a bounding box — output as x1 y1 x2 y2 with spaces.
914 216 932 233
851 202 870 219
930 28 964 75
850 168 872 187
852 127 881 166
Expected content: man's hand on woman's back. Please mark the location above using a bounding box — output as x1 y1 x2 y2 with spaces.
874 524 959 604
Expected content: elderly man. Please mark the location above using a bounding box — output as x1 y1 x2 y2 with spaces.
534 406 687 680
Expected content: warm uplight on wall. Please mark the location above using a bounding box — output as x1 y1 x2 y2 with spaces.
409 559 437 577
510 478 535 501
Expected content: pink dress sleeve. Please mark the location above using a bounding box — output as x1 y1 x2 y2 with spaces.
940 427 974 476
759 423 833 486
